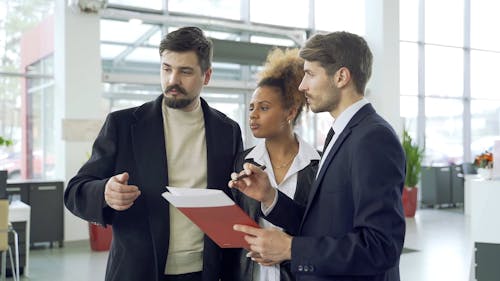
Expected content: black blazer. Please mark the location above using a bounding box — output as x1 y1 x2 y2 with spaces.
230 148 319 281
64 95 243 281
266 104 406 281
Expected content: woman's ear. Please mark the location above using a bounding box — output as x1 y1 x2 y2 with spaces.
286 107 298 125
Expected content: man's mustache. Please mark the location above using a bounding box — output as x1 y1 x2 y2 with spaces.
164 85 187 95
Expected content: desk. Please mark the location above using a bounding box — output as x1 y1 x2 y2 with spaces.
8 201 30 276
470 178 500 280
464 174 480 216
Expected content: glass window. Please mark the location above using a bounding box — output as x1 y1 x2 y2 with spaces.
471 0 500 51
470 50 500 99
108 0 163 10
101 44 128 60
125 47 159 63
400 96 418 139
100 19 158 44
250 36 296 47
0 0 54 179
250 0 309 28
0 0 54 72
399 0 419 42
425 45 463 97
169 0 240 20
0 76 22 179
424 98 463 165
202 92 247 145
400 42 419 95
315 0 365 34
425 0 464 47
471 100 500 158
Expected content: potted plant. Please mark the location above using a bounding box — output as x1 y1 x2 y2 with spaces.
0 136 13 186
474 151 493 179
0 136 13 147
401 130 424 217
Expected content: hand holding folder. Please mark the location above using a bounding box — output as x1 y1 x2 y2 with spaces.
162 187 259 249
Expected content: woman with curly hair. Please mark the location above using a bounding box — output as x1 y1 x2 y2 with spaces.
230 48 321 281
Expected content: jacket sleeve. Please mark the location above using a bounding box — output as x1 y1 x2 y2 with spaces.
64 114 119 226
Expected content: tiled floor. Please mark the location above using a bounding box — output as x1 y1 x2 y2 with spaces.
11 208 472 281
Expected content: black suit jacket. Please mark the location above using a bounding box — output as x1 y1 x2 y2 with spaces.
64 95 243 281
230 148 319 281
266 104 406 281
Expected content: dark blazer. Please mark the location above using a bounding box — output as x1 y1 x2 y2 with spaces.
230 148 319 281
266 104 406 281
64 95 243 281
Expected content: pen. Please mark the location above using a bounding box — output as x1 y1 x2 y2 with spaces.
233 165 267 181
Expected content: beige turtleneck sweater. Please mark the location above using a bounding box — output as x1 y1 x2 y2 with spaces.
162 97 207 275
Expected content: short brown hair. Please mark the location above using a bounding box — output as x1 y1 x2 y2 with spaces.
299 31 373 94
159 26 213 72
257 48 306 125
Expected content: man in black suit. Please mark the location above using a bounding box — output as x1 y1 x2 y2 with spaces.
230 31 406 281
65 27 242 281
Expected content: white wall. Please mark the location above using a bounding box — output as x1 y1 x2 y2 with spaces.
55 0 105 241
364 0 402 135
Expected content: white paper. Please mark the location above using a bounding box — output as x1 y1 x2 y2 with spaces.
162 186 234 208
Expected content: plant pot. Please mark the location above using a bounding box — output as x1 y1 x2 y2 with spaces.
89 223 112 251
477 168 493 180
402 186 418 217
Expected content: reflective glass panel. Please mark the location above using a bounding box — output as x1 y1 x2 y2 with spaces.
425 0 463 47
169 0 240 20
471 100 500 159
471 0 500 51
470 50 500 99
471 99 500 158
400 42 419 95
100 19 158 44
400 96 418 139
108 0 163 10
251 0 309 28
399 0 419 42
315 0 365 34
425 45 463 97
424 98 463 165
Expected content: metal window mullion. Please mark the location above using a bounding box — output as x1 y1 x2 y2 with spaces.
463 0 471 162
417 0 426 149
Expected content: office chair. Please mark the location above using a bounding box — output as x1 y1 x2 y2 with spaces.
0 199 19 281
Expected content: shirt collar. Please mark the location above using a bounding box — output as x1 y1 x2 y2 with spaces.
331 98 369 136
246 134 320 172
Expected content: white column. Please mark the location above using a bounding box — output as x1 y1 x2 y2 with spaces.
55 0 106 241
364 0 402 134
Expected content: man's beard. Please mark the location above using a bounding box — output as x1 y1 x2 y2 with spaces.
163 85 195 109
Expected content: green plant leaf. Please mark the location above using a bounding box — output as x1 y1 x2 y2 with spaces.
402 130 424 188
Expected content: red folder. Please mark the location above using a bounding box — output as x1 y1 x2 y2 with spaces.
162 187 259 249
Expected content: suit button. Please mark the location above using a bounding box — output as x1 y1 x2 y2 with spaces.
304 265 309 272
298 265 303 271
310 265 315 272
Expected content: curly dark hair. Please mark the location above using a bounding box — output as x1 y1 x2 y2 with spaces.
257 48 307 125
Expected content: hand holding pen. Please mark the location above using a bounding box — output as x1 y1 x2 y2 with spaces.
232 165 267 181
228 163 275 208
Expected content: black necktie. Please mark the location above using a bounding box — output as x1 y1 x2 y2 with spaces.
323 128 335 153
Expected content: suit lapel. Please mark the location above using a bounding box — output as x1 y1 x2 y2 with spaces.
299 104 375 230
131 95 170 265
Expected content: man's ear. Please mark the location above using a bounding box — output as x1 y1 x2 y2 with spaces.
334 67 351 88
203 68 212 85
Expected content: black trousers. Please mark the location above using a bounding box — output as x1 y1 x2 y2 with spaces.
164 272 202 281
